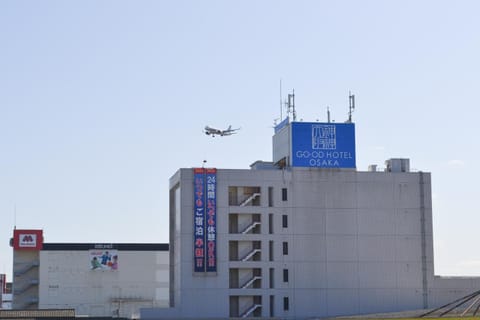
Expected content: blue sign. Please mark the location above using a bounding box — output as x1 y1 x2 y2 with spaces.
193 168 217 273
291 122 356 168
193 168 206 272
205 169 217 272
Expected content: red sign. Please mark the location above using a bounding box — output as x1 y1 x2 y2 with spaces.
13 229 43 250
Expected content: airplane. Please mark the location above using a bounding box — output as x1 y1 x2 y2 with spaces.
204 125 240 137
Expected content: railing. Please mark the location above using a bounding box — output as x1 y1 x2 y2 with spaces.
13 279 39 295
14 261 39 277
241 276 262 289
241 249 261 262
241 221 261 234
239 193 261 207
15 297 39 309
241 304 262 318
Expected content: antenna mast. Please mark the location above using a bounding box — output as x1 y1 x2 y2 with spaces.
327 107 331 123
279 79 283 121
287 89 296 121
348 91 355 123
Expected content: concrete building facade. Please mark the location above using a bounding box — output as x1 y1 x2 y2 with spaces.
11 231 169 318
142 119 480 319
38 243 169 318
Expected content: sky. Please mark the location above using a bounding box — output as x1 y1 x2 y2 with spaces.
1 1 480 281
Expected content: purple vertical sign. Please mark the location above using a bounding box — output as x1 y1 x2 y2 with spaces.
193 168 206 272
205 168 217 272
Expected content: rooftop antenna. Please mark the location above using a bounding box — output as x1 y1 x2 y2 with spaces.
202 160 207 168
287 89 296 121
347 91 355 123
279 79 283 121
14 203 17 230
327 107 331 123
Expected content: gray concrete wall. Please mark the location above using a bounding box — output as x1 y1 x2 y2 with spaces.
38 250 169 317
145 167 443 319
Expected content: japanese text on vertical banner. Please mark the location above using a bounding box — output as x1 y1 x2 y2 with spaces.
193 168 206 272
205 168 217 272
193 168 217 273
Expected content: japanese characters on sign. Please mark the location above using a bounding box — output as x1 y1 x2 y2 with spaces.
193 167 217 273
291 122 356 168
193 168 206 272
205 168 217 272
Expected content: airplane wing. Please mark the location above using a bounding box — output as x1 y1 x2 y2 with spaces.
221 126 240 135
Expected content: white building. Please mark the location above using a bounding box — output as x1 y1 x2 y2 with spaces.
0 274 12 310
11 230 169 318
142 119 480 319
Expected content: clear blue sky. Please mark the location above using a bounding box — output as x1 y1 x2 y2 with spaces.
1 1 480 280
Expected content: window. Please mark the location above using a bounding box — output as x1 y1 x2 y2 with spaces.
269 268 274 288
283 269 289 282
269 214 273 234
283 242 288 255
228 186 261 206
269 241 274 261
268 187 273 207
270 295 275 317
282 188 287 201
282 215 288 228
283 297 289 311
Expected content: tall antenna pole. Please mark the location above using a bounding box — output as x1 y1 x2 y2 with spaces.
279 79 283 121
292 89 296 121
327 107 331 123
348 91 355 123
287 90 296 121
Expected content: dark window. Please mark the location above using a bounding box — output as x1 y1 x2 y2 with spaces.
268 187 273 207
283 269 289 282
282 188 287 201
269 241 274 261
282 215 288 228
283 297 289 311
269 214 273 234
270 295 274 317
269 268 274 288
283 242 288 255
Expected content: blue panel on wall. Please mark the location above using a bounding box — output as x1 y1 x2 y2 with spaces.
291 122 356 168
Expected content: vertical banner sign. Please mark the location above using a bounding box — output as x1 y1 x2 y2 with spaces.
205 168 217 272
193 168 217 273
193 168 206 272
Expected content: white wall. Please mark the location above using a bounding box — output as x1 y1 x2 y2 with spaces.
39 250 168 318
